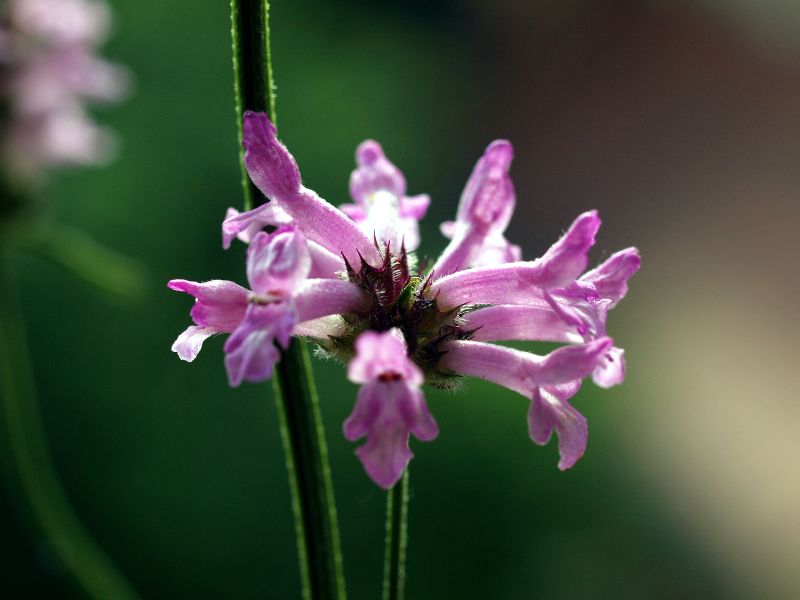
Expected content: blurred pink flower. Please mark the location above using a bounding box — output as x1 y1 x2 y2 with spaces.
1 0 129 182
173 112 640 487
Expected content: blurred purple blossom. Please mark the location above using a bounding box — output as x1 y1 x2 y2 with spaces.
0 0 129 182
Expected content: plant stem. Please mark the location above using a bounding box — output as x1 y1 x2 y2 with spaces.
382 470 410 600
22 223 148 304
272 342 346 600
0 250 138 599
230 0 276 212
230 2 346 598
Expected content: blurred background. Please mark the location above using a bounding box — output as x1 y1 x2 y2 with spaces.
2 0 799 597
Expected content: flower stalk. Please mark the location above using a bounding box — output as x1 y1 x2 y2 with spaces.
382 470 410 600
230 0 276 212
229 1 346 598
0 250 138 599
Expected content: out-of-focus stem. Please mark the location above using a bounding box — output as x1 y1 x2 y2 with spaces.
22 223 148 304
382 470 409 600
0 250 138 599
230 2 346 598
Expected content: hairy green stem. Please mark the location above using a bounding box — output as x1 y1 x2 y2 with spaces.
382 470 410 600
272 343 346 600
0 250 138 599
230 0 276 212
230 1 346 598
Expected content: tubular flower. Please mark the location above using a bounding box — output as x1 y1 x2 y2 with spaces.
344 329 438 489
0 0 129 183
169 226 369 386
433 139 521 276
338 140 430 252
172 111 640 487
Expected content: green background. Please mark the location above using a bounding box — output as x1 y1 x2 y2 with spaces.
3 0 799 598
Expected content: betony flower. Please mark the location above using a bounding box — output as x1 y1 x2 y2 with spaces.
440 339 612 469
221 113 380 267
344 329 438 489
171 111 640 487
0 0 129 183
169 226 368 386
453 247 641 467
433 140 521 276
338 140 430 252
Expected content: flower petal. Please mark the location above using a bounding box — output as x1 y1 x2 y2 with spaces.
355 427 412 490
464 304 583 344
347 329 422 385
431 140 516 276
441 338 613 397
246 228 311 295
398 387 439 442
294 279 370 322
343 381 384 441
430 212 599 308
400 194 430 220
168 279 249 331
222 203 291 249
349 380 417 489
242 112 379 265
171 325 215 362
344 142 427 251
593 346 626 388
307 240 346 279
529 384 588 470
467 234 522 268
455 139 515 235
349 140 406 202
242 111 301 199
529 210 601 289
544 283 609 338
580 247 641 307
223 303 297 387
293 316 346 339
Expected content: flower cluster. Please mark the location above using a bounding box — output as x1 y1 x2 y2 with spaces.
0 0 129 184
170 112 640 488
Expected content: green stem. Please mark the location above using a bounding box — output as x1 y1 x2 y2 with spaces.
230 0 276 212
272 342 346 600
230 2 346 598
0 250 139 599
22 223 149 304
382 470 410 600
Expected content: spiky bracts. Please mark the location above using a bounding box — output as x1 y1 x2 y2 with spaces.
317 241 474 388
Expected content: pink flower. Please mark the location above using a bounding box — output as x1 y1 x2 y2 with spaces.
455 247 642 467
171 112 641 485
1 0 129 182
339 141 430 252
440 339 614 470
433 140 521 276
222 113 381 267
10 0 110 46
344 329 438 489
169 227 368 386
